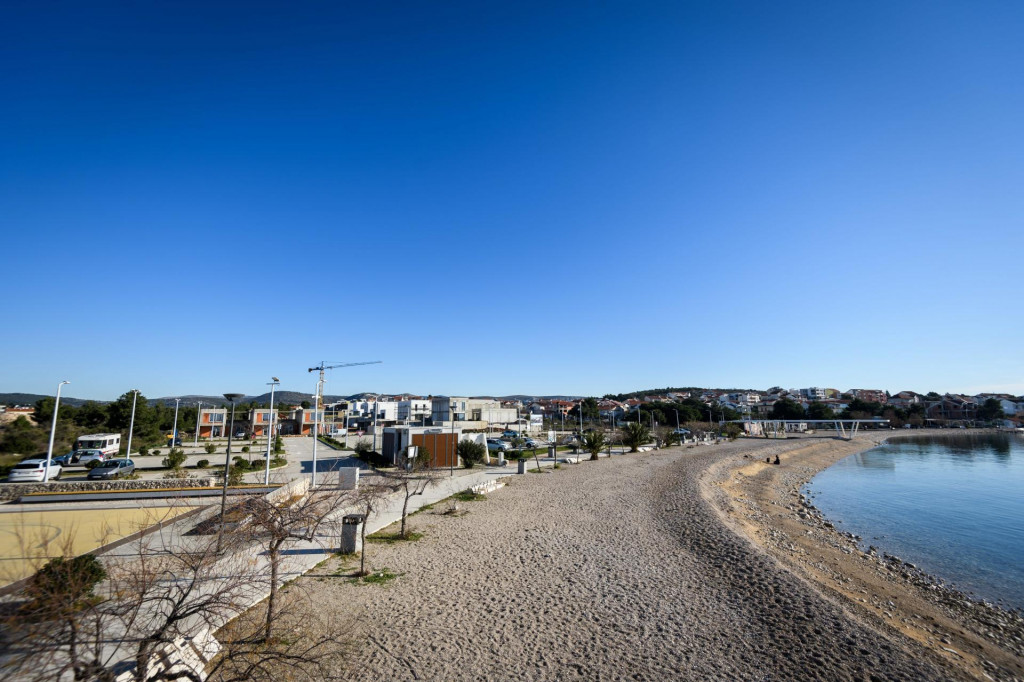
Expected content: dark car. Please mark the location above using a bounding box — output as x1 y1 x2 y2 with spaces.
87 459 136 480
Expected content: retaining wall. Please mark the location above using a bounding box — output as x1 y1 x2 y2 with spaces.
0 477 218 502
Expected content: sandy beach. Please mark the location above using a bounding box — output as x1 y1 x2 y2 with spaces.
259 434 1024 681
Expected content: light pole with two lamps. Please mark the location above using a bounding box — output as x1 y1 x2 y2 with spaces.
217 393 245 552
43 380 70 483
170 398 180 454
125 389 140 459
264 378 279 485
194 400 202 447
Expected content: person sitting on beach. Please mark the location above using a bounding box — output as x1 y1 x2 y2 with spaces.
773 455 780 465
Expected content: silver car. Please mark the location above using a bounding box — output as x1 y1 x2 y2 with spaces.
87 459 135 480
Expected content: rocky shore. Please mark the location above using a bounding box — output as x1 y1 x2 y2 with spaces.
710 434 1024 681
276 437 1006 680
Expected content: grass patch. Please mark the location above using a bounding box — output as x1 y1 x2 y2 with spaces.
527 467 548 474
366 530 423 544
553 463 561 469
360 569 400 585
409 502 435 516
452 490 486 502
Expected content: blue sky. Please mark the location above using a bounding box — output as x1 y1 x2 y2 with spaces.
1 1 1021 401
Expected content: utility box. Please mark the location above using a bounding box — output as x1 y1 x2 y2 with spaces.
340 514 366 554
338 468 359 490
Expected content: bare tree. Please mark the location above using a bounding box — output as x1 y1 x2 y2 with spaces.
244 484 352 641
351 481 394 577
380 448 444 539
1 500 350 682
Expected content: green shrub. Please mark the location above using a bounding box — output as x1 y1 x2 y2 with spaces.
226 466 244 486
271 456 287 468
251 458 266 471
26 555 106 616
151 449 161 456
196 459 210 469
241 446 249 453
162 448 187 470
273 435 284 454
232 456 249 471
458 440 486 468
205 443 217 454
137 445 149 456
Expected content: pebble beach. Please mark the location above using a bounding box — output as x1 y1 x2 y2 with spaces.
275 435 1024 681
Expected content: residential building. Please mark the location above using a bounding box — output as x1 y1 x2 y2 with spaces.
397 399 432 423
197 408 227 438
849 389 887 404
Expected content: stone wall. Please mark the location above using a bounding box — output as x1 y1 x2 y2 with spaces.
0 477 218 502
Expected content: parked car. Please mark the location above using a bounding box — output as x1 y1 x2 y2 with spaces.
487 438 510 452
502 430 520 439
523 438 542 449
672 428 690 435
77 450 108 466
7 459 62 482
87 459 135 480
51 453 75 466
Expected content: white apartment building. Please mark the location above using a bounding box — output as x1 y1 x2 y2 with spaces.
398 399 432 422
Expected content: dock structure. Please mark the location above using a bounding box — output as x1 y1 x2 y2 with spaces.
726 419 890 440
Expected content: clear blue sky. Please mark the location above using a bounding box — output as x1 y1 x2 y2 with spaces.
2 1 1021 401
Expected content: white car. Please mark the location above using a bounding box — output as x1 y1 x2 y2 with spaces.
7 459 62 482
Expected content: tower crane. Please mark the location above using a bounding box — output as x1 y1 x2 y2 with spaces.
307 360 382 486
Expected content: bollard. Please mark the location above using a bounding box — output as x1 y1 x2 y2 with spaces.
340 514 366 554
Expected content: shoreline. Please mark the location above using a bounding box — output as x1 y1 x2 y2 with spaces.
272 438 957 680
707 432 1024 681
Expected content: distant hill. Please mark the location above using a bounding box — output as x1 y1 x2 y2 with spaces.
0 393 94 407
152 392 349 407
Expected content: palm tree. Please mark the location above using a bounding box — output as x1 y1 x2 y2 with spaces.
582 430 607 461
623 422 650 452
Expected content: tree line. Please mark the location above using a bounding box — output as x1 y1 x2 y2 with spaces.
0 393 292 457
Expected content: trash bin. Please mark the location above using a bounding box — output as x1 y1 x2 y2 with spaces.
340 514 365 554
548 445 557 459
517 459 527 474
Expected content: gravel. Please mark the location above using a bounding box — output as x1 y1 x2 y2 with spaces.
300 441 957 681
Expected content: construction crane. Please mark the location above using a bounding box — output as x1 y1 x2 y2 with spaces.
307 360 382 486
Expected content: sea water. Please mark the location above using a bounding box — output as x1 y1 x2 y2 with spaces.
804 433 1024 612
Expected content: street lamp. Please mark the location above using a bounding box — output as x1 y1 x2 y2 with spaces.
125 389 140 459
312 383 323 487
217 393 245 553
170 398 180 457
265 377 279 485
194 400 202 446
450 399 457 476
43 380 70 483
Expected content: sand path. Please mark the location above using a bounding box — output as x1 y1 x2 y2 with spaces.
310 440 954 681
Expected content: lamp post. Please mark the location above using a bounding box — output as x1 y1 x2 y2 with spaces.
43 380 70 483
674 409 681 446
312 384 322 487
125 389 140 459
217 393 245 552
450 399 457 476
265 378 279 485
170 398 180 457
194 400 202 446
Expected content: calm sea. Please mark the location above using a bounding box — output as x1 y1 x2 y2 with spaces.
804 433 1024 612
